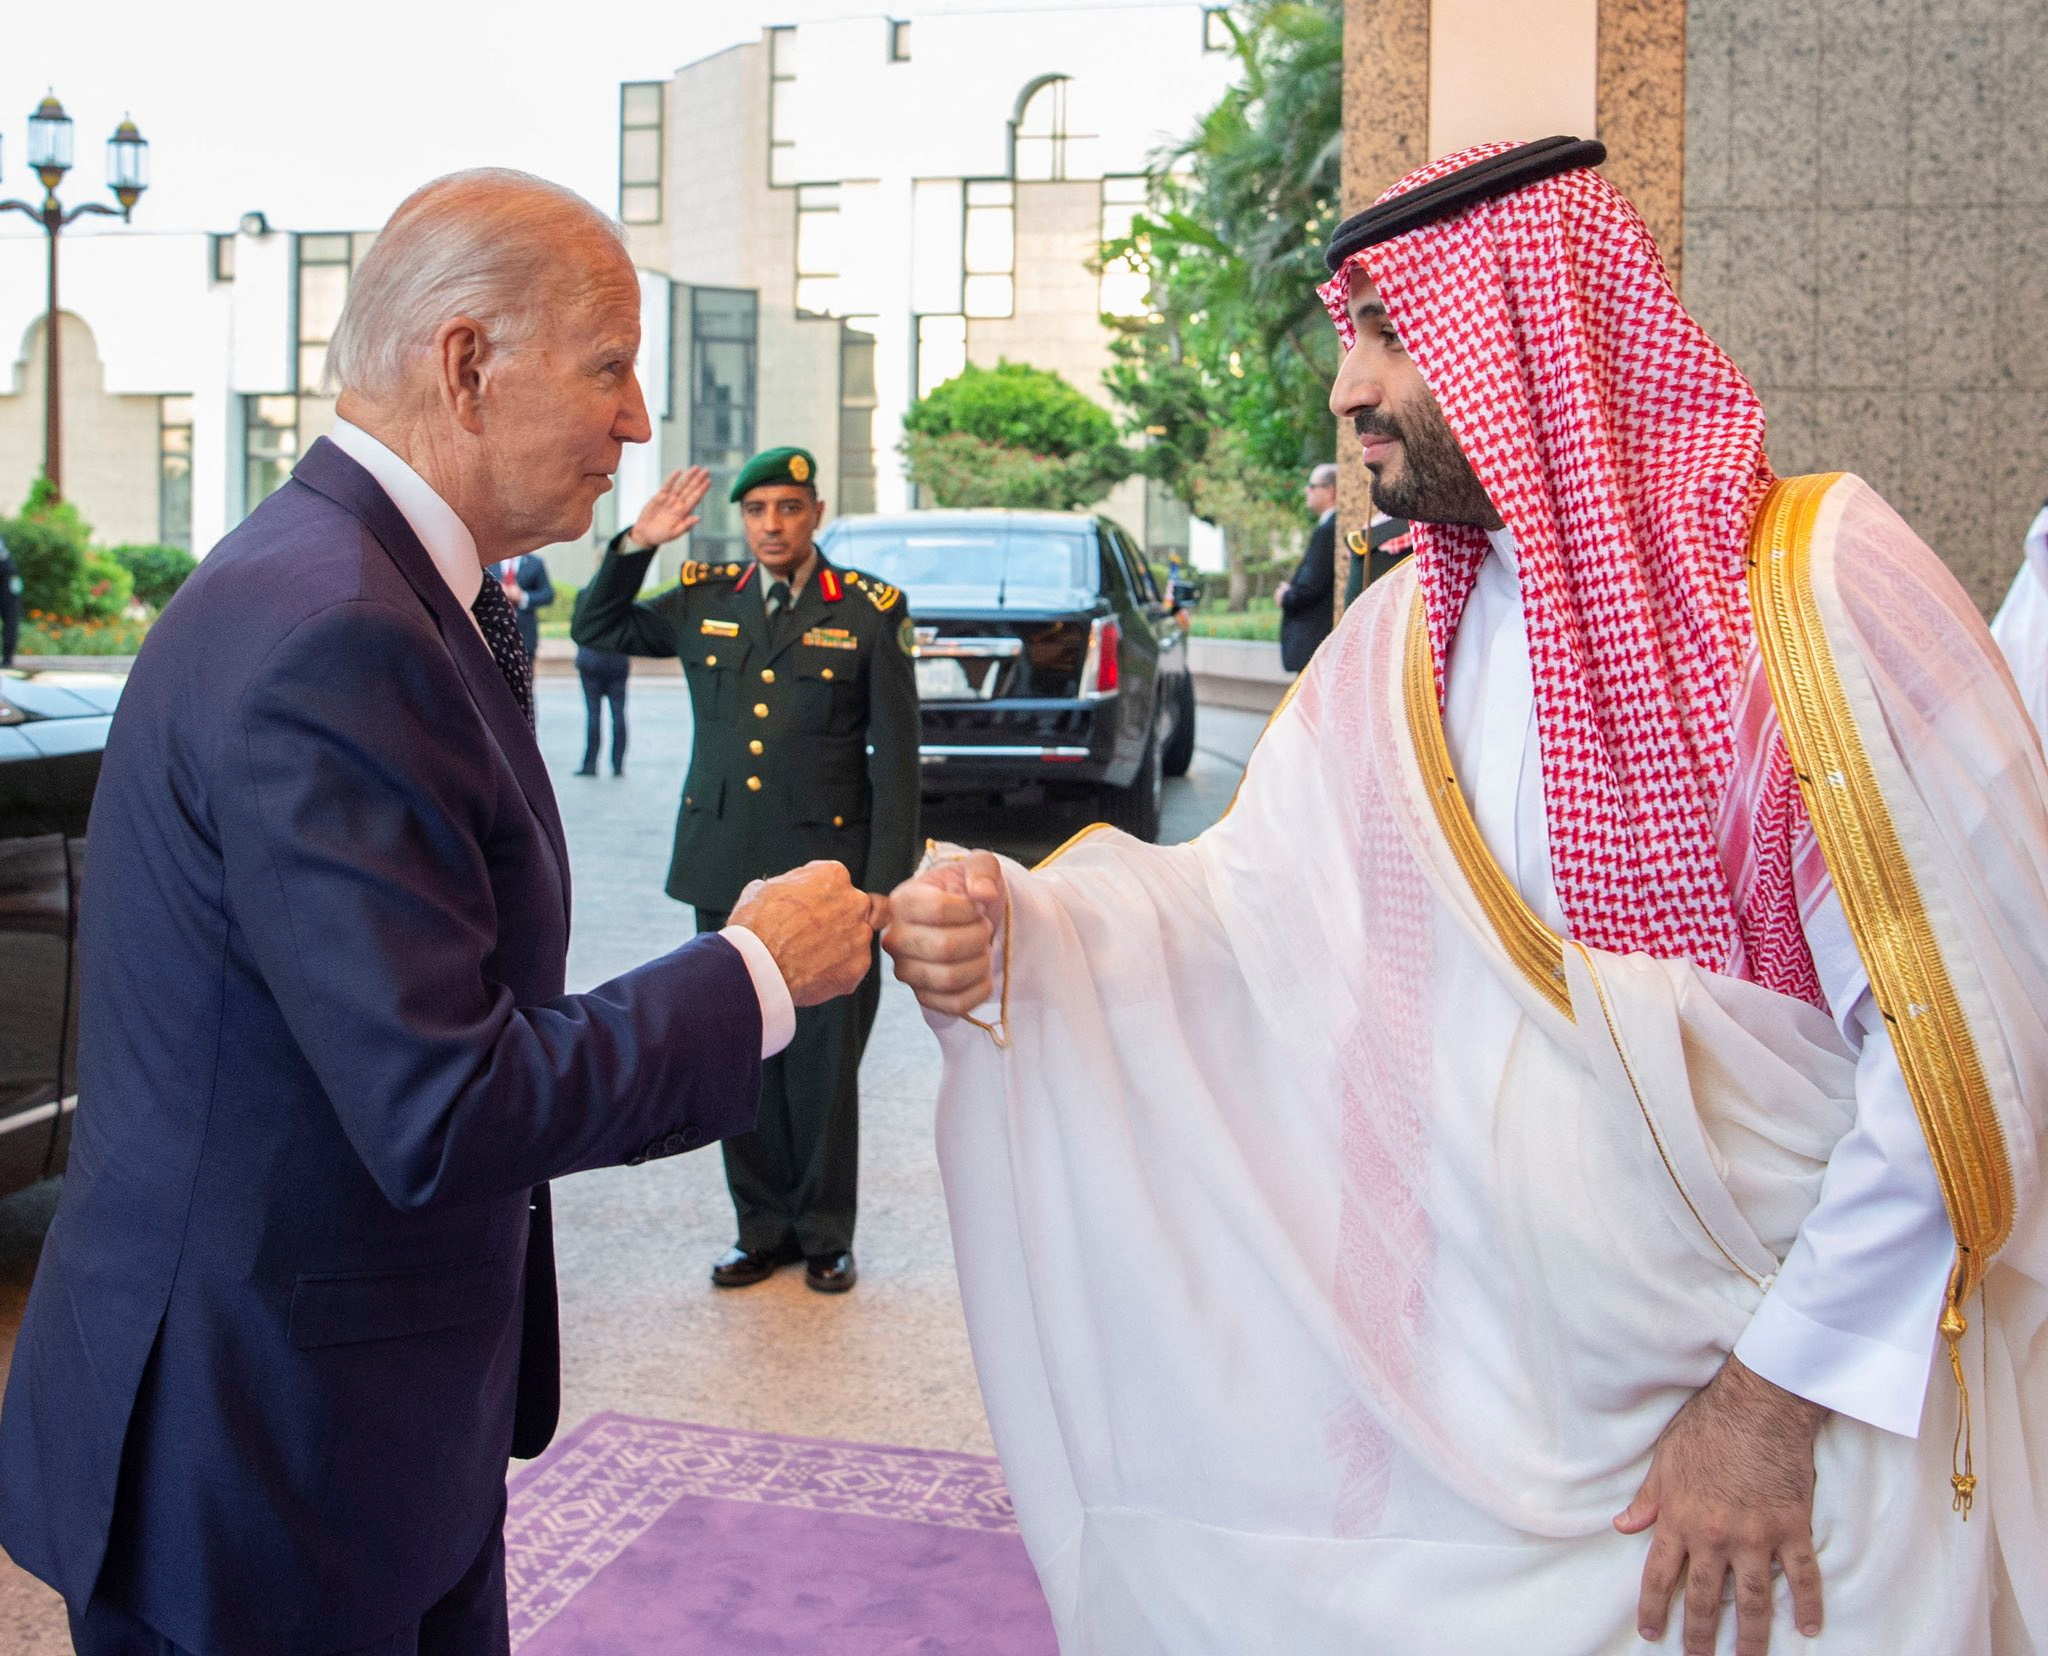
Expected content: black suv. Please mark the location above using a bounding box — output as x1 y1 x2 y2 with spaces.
818 511 1196 841
0 668 119 1199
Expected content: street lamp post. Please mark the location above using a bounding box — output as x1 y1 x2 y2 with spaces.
0 95 150 500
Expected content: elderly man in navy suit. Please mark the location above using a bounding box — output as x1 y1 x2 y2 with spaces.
0 169 879 1655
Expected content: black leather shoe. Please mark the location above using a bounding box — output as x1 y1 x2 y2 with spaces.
711 1241 797 1289
573 765 598 777
804 1251 857 1294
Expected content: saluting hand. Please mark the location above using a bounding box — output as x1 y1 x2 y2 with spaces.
881 852 1004 1017
731 860 880 1007
630 466 714 550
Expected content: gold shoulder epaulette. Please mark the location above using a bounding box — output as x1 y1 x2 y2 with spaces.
680 561 744 588
862 579 901 613
1346 529 1370 556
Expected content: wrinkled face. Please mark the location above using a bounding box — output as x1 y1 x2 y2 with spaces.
741 484 826 578
480 238 651 551
1327 270 1501 531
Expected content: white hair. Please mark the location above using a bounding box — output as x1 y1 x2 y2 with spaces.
326 168 628 399
1309 462 1338 488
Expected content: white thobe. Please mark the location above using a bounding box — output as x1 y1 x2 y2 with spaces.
1444 528 1954 1435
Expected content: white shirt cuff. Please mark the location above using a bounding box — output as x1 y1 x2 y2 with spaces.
720 924 796 1058
1733 1289 1938 1438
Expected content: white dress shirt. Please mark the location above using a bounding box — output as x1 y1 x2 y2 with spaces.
1442 527 1953 1436
328 420 796 1060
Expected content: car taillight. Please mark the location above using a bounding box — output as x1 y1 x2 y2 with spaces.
1082 616 1120 698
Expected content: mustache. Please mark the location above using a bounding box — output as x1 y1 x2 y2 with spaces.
1353 411 1403 442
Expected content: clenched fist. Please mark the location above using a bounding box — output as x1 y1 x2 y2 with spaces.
882 851 1004 1017
731 861 882 1007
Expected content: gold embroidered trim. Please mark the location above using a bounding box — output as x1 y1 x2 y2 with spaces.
1747 472 2016 1516
1402 595 1573 1021
1034 821 1115 871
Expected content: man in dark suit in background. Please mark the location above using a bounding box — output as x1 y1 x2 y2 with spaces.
0 169 878 1656
1276 462 1339 672
493 551 554 663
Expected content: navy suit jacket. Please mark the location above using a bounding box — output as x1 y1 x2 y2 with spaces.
0 440 762 1652
498 553 554 657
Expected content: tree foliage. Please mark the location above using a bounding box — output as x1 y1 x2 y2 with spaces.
1099 0 1343 602
901 360 1130 510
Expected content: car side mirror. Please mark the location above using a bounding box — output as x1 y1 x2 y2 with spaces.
1170 577 1202 608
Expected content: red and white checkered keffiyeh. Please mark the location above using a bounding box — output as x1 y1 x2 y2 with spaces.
1319 145 1821 1003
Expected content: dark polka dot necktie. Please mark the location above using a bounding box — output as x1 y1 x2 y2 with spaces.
473 572 534 728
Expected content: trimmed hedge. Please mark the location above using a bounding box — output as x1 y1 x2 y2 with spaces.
109 542 198 611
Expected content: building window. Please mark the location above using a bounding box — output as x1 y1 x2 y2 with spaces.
768 26 798 188
795 184 842 317
839 317 879 516
1204 7 1234 52
245 394 299 511
210 234 235 283
620 81 665 224
915 314 968 400
888 19 911 61
963 180 1014 319
296 232 353 394
1012 75 1097 182
1100 175 1151 317
690 288 758 564
159 395 194 551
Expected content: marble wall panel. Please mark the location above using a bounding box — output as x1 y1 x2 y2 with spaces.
1893 391 2003 605
1815 209 1906 389
1907 208 1997 392
1816 27 1910 209
1682 0 1732 213
1998 19 2048 206
1906 27 2002 208
1995 210 2048 390
1726 9 1821 205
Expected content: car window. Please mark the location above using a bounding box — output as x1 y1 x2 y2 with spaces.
832 527 1093 604
1099 526 1153 606
1116 529 1160 603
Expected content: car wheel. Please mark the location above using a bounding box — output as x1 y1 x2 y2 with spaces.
1101 712 1164 842
1161 673 1196 778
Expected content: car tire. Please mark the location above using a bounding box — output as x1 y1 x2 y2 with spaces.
1161 673 1196 778
1101 712 1164 843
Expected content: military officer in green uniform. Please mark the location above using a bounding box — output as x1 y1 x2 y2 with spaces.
574 446 919 1293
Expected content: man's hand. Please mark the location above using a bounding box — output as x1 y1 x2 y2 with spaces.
882 852 1004 1017
630 466 714 550
730 861 881 1007
1615 1355 1827 1655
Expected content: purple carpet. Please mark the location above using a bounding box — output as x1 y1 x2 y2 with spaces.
504 1412 1058 1653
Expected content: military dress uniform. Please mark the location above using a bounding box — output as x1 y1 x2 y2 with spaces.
573 478 919 1271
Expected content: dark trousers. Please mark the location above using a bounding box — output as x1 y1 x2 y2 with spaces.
578 664 628 774
68 1502 509 1656
696 906 878 1256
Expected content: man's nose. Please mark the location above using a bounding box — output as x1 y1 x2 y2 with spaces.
1328 345 1379 420
616 368 654 445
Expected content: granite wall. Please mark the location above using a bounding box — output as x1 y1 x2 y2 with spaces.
1683 0 2048 610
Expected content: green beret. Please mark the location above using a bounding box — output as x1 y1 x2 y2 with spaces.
729 446 819 502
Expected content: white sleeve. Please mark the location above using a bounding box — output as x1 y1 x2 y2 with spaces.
1731 887 1953 1437
719 924 797 1059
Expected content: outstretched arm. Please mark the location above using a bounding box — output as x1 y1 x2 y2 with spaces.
883 852 1004 1017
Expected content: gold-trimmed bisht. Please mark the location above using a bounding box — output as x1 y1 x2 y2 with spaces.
1748 473 2017 1517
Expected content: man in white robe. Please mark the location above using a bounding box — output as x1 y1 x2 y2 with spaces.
883 139 2048 1654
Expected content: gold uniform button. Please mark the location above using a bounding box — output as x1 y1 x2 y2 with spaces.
832 815 845 828
746 775 763 792
821 668 834 681
749 739 764 755
754 702 770 718
761 669 776 684
705 653 718 667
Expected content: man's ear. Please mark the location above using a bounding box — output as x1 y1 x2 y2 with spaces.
811 498 828 530
434 316 491 435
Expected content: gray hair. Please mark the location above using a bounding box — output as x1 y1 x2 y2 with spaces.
327 168 627 399
1309 463 1338 489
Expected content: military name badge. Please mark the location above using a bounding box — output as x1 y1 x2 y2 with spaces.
802 626 859 651
700 619 741 637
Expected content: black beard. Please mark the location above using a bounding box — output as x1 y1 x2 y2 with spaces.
1355 408 1501 531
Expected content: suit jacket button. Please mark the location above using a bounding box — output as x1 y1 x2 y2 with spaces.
664 1132 687 1154
705 653 718 667
749 739 764 755
821 667 834 681
833 815 845 827
754 702 770 718
746 776 762 792
761 669 776 684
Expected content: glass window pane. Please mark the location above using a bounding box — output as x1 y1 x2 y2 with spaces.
963 273 1013 319
889 20 911 61
621 184 662 225
622 127 661 186
965 179 1013 208
300 233 351 265
255 394 298 426
795 275 841 316
161 394 194 426
298 263 350 344
622 82 663 126
770 142 798 188
694 288 756 341
1014 137 1053 183
771 25 798 75
916 314 967 399
796 209 841 278
1205 7 1232 50
1016 79 1061 139
299 343 329 392
771 79 800 145
1104 174 1149 205
211 235 235 282
841 328 877 402
797 183 840 211
352 231 379 263
963 206 1013 274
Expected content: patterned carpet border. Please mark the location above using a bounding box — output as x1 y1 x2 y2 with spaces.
504 1412 1019 1645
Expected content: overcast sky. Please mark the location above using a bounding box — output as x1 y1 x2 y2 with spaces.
3 0 1147 239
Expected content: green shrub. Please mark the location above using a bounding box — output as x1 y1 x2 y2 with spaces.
3 513 90 618
109 542 197 611
902 361 1131 510
79 551 134 621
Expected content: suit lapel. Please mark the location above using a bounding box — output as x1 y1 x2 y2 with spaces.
291 439 572 915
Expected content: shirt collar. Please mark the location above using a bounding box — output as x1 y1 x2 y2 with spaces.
329 419 485 624
1485 524 1520 577
759 550 818 608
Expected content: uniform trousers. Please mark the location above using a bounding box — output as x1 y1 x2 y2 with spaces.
696 906 879 1256
67 1502 508 1656
577 659 628 775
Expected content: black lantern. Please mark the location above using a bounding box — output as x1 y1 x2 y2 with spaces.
27 95 73 189
107 117 148 210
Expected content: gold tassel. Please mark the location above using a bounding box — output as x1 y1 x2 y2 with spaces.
1942 1301 1975 1518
